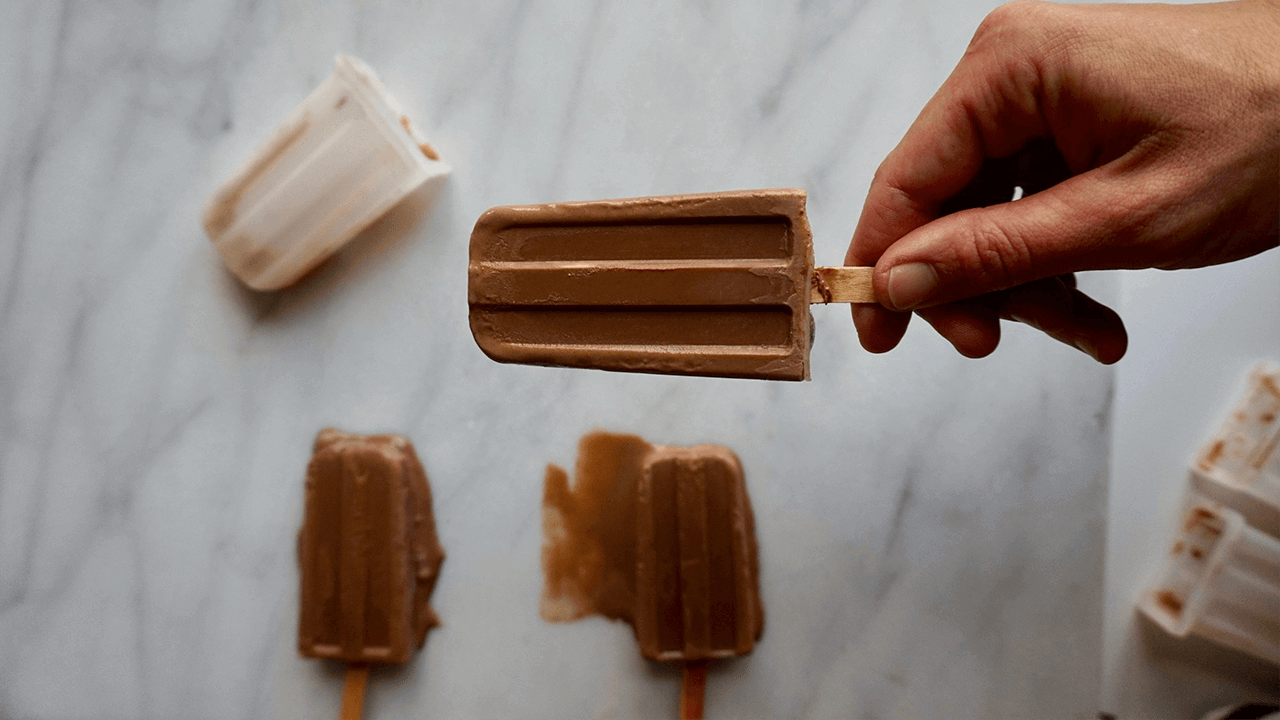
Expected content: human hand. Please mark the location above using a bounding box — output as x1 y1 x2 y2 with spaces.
847 0 1280 363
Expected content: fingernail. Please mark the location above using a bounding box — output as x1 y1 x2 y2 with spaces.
1008 313 1040 331
1074 338 1099 361
851 304 879 327
887 263 939 310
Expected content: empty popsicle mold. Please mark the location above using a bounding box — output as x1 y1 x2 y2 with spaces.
203 54 449 290
1139 500 1280 665
1193 364 1280 536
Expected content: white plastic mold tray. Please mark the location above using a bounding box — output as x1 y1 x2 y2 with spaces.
1139 500 1280 665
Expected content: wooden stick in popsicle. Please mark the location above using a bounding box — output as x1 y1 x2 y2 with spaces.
680 661 707 720
809 266 875 304
340 665 370 720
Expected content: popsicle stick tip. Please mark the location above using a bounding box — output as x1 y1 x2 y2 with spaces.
340 665 370 720
810 266 876 304
680 661 708 720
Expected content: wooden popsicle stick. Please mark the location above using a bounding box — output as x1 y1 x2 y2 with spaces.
680 661 707 720
810 266 876 304
340 664 370 720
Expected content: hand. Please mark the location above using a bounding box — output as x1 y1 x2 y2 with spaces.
846 0 1280 363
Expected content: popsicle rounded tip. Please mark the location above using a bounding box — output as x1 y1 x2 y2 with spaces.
314 427 349 452
680 661 708 720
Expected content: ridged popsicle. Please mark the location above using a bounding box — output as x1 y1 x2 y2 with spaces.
635 445 762 661
297 429 445 665
469 190 815 380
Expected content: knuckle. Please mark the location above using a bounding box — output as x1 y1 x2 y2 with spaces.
969 2 1058 56
956 216 1033 290
871 162 890 187
989 1 1052 27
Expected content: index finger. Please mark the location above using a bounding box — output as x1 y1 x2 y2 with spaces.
845 3 1064 352
849 2 1080 266
846 24 1051 269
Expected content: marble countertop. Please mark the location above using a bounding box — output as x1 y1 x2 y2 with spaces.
0 0 1272 718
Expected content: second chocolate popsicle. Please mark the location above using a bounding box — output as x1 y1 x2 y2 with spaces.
541 430 764 718
635 444 763 662
468 189 873 381
298 429 445 665
297 429 445 720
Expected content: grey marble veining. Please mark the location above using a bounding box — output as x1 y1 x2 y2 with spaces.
0 0 1113 718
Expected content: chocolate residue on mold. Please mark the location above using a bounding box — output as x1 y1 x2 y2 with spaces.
399 115 440 160
540 430 765 662
1155 590 1184 615
1185 506 1223 535
203 115 310 239
1199 439 1226 471
1261 374 1280 397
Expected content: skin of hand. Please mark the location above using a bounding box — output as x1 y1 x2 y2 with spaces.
846 0 1280 364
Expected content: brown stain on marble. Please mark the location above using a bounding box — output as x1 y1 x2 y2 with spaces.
541 431 651 623
540 430 764 662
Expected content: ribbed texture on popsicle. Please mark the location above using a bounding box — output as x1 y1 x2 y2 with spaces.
469 189 814 381
298 429 445 665
636 446 761 661
540 431 764 663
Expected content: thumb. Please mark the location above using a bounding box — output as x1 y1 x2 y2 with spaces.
874 167 1164 311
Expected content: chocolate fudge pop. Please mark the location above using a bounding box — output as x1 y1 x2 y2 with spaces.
297 429 445 719
542 430 763 718
635 445 762 662
469 189 873 381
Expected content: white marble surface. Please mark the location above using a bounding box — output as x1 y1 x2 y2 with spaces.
0 1 1120 718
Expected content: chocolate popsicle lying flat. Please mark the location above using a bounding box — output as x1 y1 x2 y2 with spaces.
468 189 873 381
636 445 763 663
542 430 763 719
298 429 445 720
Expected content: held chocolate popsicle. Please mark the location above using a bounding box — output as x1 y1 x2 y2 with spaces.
542 431 763 718
298 429 445 720
468 189 873 381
